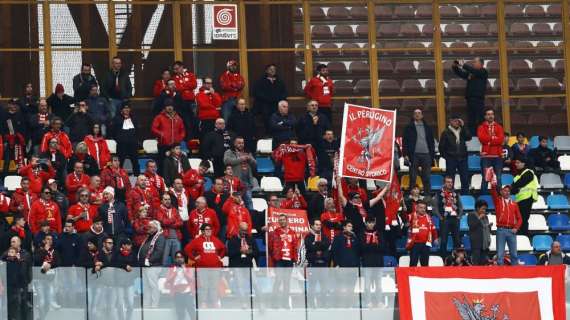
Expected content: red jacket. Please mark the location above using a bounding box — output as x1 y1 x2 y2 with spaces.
196 87 223 121
65 173 90 204
269 227 298 262
84 135 111 170
153 79 168 98
407 213 438 245
173 70 198 101
132 216 152 247
304 76 334 108
126 187 160 221
18 165 55 195
185 235 225 268
187 208 220 239
320 211 344 240
491 187 523 230
29 199 61 234
144 171 167 195
100 167 131 194
272 144 316 183
222 197 252 238
155 205 183 240
221 175 243 194
9 189 37 224
67 203 98 233
477 121 505 158
219 71 245 101
40 130 72 159
182 169 204 200
151 111 186 147
0 194 10 215
280 195 308 209
342 181 369 203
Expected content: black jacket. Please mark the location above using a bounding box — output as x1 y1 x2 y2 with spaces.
77 246 98 268
18 95 39 117
67 153 100 176
304 232 330 267
111 249 138 270
29 113 54 145
227 234 258 267
47 94 76 122
109 114 139 149
202 129 234 159
529 146 559 169
98 201 131 238
269 112 297 149
101 69 133 100
227 109 257 152
330 233 360 267
40 150 67 184
439 126 472 160
163 154 191 186
2 226 33 254
359 230 384 267
308 193 327 223
66 112 94 143
402 120 435 161
0 110 28 139
33 247 60 268
204 190 229 227
467 212 486 250
252 75 288 116
296 112 331 146
56 232 81 266
452 64 488 99
73 73 98 102
316 138 339 176
154 90 185 116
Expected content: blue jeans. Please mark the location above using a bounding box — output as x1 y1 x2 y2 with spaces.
221 98 237 122
480 157 503 194
445 157 469 194
496 227 518 265
109 98 123 119
162 237 181 266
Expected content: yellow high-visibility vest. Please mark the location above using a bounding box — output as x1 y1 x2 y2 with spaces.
513 168 538 202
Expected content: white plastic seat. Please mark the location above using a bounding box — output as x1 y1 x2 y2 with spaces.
399 157 409 172
260 177 283 192
554 135 570 152
438 158 446 171
540 173 563 189
516 235 533 251
532 195 548 210
398 256 410 267
487 214 497 231
528 214 548 231
428 256 444 266
559 155 570 171
257 139 273 154
489 235 497 251
4 176 22 191
188 158 214 174
142 139 158 154
470 174 483 190
252 198 268 212
466 137 481 153
453 174 461 190
105 139 117 154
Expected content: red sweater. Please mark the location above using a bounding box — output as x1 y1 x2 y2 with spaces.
67 203 98 233
272 144 316 183
153 79 168 98
65 173 90 204
320 211 344 241
84 135 111 170
126 187 160 221
100 167 131 193
491 187 523 230
173 70 198 101
40 130 72 159
182 169 204 200
477 121 505 158
219 71 245 101
187 208 220 239
304 76 334 108
151 111 186 147
18 165 55 195
144 171 167 195
185 235 225 268
155 205 183 240
9 189 37 224
280 195 308 209
29 199 61 234
222 198 252 238
269 227 298 262
407 213 438 245
132 216 152 247
196 87 223 121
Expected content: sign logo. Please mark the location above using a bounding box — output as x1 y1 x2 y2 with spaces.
212 4 238 40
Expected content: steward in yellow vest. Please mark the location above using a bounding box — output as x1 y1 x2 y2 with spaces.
510 156 538 236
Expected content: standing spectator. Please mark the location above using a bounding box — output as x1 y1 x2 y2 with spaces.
468 200 492 265
296 100 330 146
80 217 107 248
126 175 158 221
510 156 538 236
3 215 33 254
163 144 191 186
163 251 195 319
144 159 168 196
477 108 505 193
222 192 252 239
1 99 28 170
99 187 130 241
17 154 55 194
432 176 464 257
67 142 99 177
151 101 186 170
85 85 110 129
172 61 198 114
48 179 69 223
538 241 570 265
305 219 330 268
227 98 256 153
227 221 258 267
28 99 53 154
360 217 383 267
109 103 140 176
101 56 132 118
268 214 298 307
138 220 165 268
100 155 131 201
406 200 438 267
403 109 435 193
73 62 98 102
185 223 225 268
40 117 72 159
252 64 288 132
67 189 98 234
66 100 94 144
65 161 91 203
47 84 75 123
330 221 360 267
29 186 62 234
57 220 81 266
88 175 104 207
219 59 245 121
3 237 32 320
272 138 316 195
490 178 522 266
84 123 111 170
196 77 223 136
223 136 256 207
269 100 297 149
155 80 186 124
132 206 152 248
529 136 560 172
204 178 229 238
39 139 67 184
308 178 329 222
280 186 307 209
187 196 220 239
153 69 171 98
438 115 471 194
155 193 183 265
33 233 61 312
9 178 37 224
168 178 191 225
316 130 339 184
304 64 334 122
182 160 210 201
19 82 39 116
201 118 234 177
501 132 514 174
320 198 344 241
452 57 488 135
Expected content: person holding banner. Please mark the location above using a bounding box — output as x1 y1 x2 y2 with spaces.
268 214 298 308
477 108 505 194
402 109 435 194
272 137 316 196
320 198 344 241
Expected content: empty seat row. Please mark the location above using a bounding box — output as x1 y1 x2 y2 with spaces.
508 22 562 37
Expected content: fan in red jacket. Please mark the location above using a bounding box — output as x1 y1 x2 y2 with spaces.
67 188 98 233
303 64 334 118
100 156 131 196
65 162 90 204
0 193 10 216
477 110 505 158
196 79 222 126
187 197 220 239
280 186 308 209
29 187 62 234
9 178 38 224
126 175 160 222
40 117 72 159
406 200 438 267
132 206 152 248
83 125 111 170
173 61 198 103
272 140 316 193
144 160 168 195
18 156 56 195
221 165 244 194
222 193 252 239
268 214 299 265
155 194 183 241
219 60 245 102
184 223 225 268
182 160 210 200
153 69 171 98
151 105 186 148
320 198 344 241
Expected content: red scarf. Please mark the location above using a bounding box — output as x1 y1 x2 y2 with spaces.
120 247 131 257
11 226 25 239
364 230 379 245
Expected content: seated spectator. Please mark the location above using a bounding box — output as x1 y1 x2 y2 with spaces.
98 187 130 240
269 100 297 149
18 154 55 194
39 138 67 184
538 241 570 265
529 136 560 172
2 99 28 170
84 123 111 170
227 99 256 153
196 77 223 135
72 62 98 102
184 223 225 268
201 118 234 177
272 137 316 195
65 161 90 204
316 130 339 184
47 83 74 122
163 144 190 186
66 100 94 144
279 186 307 209
512 132 530 158
28 99 53 154
132 206 152 248
219 59 245 121
151 101 186 170
40 116 72 159
444 246 472 266
57 220 81 267
109 103 140 176
85 85 110 129
67 188 98 234
29 187 62 235
188 196 220 240
152 68 171 98
297 100 330 146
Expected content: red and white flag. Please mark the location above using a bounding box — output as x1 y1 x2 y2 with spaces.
396 266 566 320
338 103 396 183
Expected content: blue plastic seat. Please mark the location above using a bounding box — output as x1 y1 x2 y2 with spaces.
255 238 266 252
564 174 570 189
138 158 151 171
501 173 514 186
547 214 570 231
547 194 570 210
203 177 212 192
460 215 469 231
468 155 481 171
431 175 443 191
446 236 454 252
461 236 471 251
518 253 538 266
383 255 398 267
461 195 475 211
477 195 495 210
179 141 190 153
256 157 275 174
556 235 570 251
532 234 553 251
431 215 440 230
529 135 553 149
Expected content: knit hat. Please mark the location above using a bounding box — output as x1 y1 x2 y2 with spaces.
103 186 115 196
55 83 64 94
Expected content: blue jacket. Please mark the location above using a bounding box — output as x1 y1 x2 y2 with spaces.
56 232 82 266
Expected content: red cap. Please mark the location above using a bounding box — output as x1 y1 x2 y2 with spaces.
55 83 64 94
